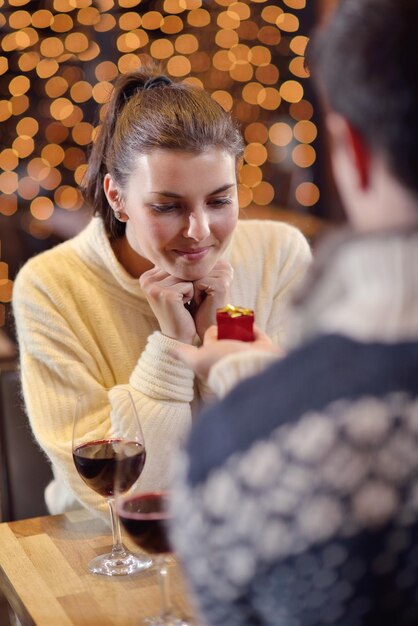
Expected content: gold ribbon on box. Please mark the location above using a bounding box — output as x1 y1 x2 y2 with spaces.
217 304 254 318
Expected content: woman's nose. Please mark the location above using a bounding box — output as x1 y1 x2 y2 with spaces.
185 210 211 241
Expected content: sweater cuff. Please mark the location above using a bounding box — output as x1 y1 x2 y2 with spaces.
207 350 278 398
196 376 219 406
130 331 195 402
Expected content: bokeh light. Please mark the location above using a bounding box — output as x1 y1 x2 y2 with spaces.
295 181 320 206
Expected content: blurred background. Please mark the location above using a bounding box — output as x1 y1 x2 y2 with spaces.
0 0 338 353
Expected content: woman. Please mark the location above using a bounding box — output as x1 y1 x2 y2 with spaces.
13 66 311 518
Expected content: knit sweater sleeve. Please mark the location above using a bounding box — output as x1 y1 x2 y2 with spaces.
13 255 195 520
207 351 278 398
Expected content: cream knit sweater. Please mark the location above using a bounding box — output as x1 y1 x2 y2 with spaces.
13 216 311 519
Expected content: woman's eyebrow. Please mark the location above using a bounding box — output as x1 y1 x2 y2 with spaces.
208 183 236 195
149 183 236 198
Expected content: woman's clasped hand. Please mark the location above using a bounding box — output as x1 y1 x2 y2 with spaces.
140 260 234 344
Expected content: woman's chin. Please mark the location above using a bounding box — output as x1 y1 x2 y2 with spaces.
172 269 208 282
166 258 217 282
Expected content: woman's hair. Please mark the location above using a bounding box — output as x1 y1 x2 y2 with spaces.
307 0 418 197
82 65 245 237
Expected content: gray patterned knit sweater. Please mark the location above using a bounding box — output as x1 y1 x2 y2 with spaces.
171 229 418 626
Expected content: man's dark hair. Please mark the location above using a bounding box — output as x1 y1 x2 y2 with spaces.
307 0 418 195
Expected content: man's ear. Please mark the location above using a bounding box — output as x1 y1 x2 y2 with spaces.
326 112 370 189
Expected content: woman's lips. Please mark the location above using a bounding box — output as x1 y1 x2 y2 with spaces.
173 247 211 261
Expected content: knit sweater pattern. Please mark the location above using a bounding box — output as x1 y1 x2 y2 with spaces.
171 229 418 626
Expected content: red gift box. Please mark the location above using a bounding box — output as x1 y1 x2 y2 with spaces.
216 304 255 342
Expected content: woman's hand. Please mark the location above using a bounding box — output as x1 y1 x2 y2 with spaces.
172 324 281 380
139 267 196 344
192 260 234 340
140 259 233 345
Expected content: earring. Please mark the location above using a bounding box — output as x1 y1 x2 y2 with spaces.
114 210 122 221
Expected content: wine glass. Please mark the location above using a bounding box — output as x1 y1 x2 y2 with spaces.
116 484 194 624
72 388 152 576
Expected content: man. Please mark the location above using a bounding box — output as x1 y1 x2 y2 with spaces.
170 1 418 625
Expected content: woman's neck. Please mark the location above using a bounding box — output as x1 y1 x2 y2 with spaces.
111 235 153 278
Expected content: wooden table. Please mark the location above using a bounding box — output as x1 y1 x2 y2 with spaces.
0 509 195 626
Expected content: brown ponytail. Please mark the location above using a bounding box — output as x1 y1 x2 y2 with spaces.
81 64 244 238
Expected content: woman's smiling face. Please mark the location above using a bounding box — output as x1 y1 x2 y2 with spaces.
115 147 239 281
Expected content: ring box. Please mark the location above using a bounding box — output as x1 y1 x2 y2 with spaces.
216 304 255 342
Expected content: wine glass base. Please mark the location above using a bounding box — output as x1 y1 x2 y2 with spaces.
88 550 152 577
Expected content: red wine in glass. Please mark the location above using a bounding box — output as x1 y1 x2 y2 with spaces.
116 492 193 625
118 492 171 553
72 389 152 577
73 439 146 498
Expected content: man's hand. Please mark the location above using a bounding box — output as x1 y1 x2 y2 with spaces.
172 324 280 380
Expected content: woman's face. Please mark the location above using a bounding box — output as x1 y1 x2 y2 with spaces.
118 147 239 281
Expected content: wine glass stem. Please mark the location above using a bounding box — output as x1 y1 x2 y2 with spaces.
107 497 124 554
156 555 173 619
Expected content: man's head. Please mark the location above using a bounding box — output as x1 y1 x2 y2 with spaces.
308 0 418 226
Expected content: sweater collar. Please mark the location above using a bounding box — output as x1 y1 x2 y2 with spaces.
290 227 418 344
72 217 146 297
